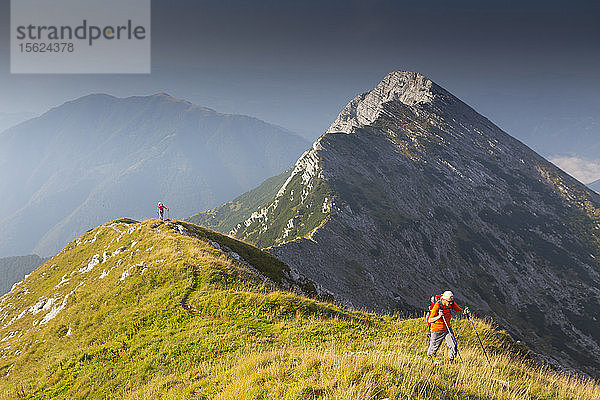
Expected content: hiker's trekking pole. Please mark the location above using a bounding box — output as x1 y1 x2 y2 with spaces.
468 312 492 367
441 315 463 362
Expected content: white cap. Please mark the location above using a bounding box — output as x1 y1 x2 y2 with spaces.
442 291 454 300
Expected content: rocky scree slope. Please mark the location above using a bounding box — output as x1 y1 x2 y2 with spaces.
193 71 600 377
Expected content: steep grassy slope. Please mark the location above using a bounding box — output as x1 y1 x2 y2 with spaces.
0 219 597 399
191 144 334 250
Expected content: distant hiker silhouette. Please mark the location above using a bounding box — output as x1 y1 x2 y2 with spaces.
157 202 169 220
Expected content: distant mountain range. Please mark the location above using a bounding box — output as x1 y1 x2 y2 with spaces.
0 111 37 133
513 116 600 161
0 254 47 296
588 179 600 194
0 93 309 257
190 71 600 377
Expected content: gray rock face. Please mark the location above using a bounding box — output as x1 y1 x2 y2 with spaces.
0 93 309 258
327 71 435 134
199 71 600 377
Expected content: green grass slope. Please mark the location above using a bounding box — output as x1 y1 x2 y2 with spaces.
0 219 597 399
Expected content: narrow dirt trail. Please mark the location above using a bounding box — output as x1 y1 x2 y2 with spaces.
180 263 228 322
174 237 229 322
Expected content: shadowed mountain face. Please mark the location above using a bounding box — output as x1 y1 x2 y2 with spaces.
0 93 309 257
192 71 600 377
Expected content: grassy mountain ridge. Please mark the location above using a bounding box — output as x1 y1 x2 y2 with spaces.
0 219 597 398
191 143 335 250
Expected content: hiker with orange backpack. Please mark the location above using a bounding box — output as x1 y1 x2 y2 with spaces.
427 290 469 362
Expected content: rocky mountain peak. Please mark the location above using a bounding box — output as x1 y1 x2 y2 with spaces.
327 70 436 134
195 70 600 376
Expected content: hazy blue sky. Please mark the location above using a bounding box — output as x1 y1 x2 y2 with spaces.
1 0 599 178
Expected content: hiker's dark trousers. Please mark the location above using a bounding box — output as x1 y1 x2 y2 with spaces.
428 330 457 359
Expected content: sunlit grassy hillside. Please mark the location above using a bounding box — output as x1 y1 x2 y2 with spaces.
0 219 597 399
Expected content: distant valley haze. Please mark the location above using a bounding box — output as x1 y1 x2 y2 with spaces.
0 92 309 257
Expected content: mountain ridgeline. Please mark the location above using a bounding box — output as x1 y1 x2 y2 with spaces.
0 93 309 258
190 71 600 377
0 111 37 133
